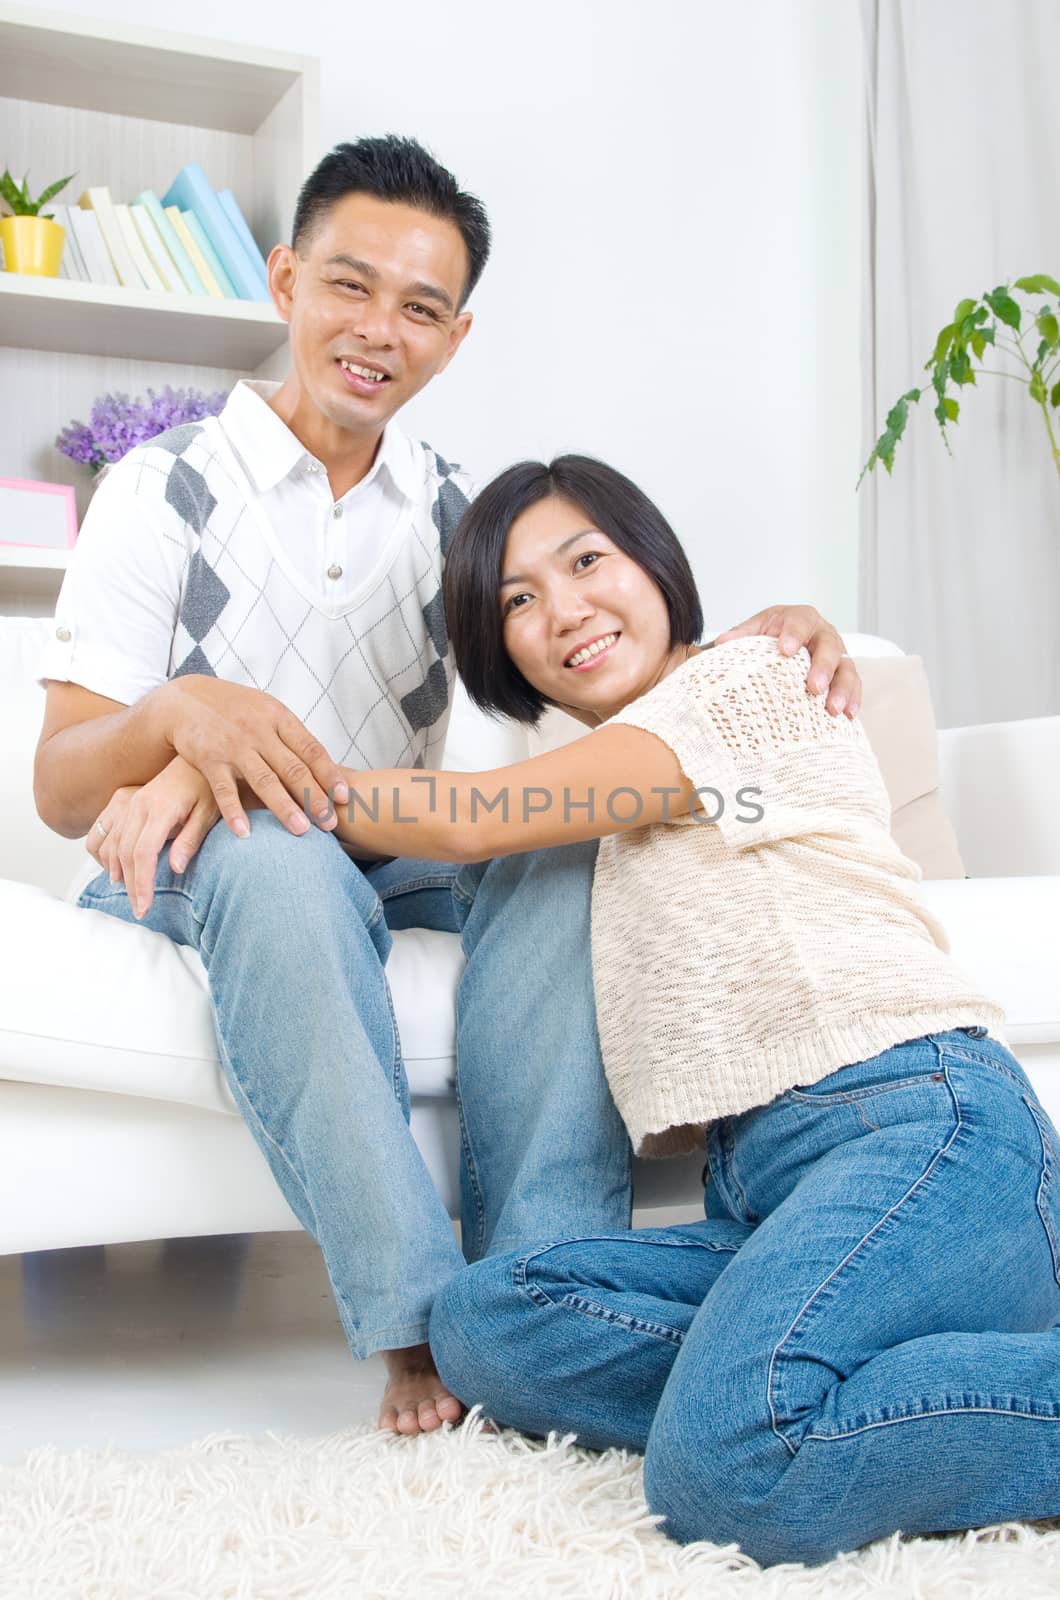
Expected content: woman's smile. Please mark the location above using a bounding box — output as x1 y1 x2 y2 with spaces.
563 631 621 672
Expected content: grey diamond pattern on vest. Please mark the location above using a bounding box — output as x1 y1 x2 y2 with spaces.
432 475 470 556
421 588 448 659
172 643 216 679
151 423 205 457
180 550 230 643
166 457 217 535
401 657 449 732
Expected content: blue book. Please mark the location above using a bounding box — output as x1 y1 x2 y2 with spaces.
218 189 270 291
182 211 238 298
133 189 206 296
163 163 269 302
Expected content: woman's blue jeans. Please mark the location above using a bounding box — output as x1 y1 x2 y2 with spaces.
430 1030 1060 1566
78 814 630 1358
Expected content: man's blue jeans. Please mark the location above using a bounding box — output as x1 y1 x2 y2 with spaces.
78 813 631 1357
429 1031 1060 1565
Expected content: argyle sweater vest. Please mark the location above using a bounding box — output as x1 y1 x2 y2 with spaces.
132 419 473 770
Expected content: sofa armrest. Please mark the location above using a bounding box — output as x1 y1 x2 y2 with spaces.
938 716 1060 877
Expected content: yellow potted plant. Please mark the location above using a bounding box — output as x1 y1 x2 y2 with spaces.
0 169 76 277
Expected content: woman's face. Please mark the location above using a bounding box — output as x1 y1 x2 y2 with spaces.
499 494 688 724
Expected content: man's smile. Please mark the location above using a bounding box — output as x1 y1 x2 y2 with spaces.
337 357 393 396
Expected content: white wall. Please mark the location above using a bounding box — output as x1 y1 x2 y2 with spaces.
47 0 863 633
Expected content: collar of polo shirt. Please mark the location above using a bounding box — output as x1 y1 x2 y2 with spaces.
220 379 419 503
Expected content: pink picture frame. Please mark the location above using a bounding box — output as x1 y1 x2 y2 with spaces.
0 476 79 551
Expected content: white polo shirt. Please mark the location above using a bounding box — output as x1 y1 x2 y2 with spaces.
40 380 476 772
221 380 412 601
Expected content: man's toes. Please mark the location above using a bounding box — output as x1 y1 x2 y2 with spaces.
378 1405 400 1433
395 1407 421 1436
417 1400 443 1432
436 1394 463 1423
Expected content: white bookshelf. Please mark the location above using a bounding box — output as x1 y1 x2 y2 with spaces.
0 544 71 612
0 274 288 367
0 2 320 615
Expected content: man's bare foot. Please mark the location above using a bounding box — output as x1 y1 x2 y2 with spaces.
378 1343 466 1435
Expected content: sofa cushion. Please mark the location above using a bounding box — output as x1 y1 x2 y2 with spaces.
0 878 462 1116
855 655 965 879
0 618 88 898
0 873 1055 1116
919 877 1060 1046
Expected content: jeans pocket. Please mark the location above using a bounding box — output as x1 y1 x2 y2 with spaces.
782 1072 946 1106
1023 1095 1060 1289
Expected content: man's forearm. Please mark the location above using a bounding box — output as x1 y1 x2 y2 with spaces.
34 686 176 839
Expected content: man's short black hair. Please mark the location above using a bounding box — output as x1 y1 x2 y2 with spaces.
291 134 491 306
443 455 705 726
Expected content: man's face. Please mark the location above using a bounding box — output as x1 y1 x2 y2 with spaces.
268 193 473 435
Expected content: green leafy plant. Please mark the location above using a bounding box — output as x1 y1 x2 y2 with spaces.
0 168 75 219
859 275 1060 488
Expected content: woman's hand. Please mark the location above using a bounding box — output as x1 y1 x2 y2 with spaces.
87 754 222 919
713 605 862 717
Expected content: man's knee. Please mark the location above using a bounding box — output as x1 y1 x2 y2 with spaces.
195 811 378 914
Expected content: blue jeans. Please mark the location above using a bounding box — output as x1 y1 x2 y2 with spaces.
78 814 630 1357
430 1030 1060 1565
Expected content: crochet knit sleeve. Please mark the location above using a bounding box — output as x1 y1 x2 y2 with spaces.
606 636 889 849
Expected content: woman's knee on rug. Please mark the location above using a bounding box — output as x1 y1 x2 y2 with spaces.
428 1256 533 1422
642 1421 843 1567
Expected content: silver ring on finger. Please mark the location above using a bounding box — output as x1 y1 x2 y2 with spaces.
94 819 109 840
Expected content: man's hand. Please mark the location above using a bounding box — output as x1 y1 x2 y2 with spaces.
87 755 221 919
713 605 862 717
156 676 350 840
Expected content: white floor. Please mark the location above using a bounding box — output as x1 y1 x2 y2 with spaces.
0 1206 698 1465
0 1231 385 1463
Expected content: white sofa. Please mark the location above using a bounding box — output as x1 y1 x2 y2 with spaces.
1 615 1058 1256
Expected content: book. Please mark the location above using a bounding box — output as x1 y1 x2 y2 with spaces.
162 163 269 301
66 206 119 286
114 203 167 292
165 206 223 297
132 190 206 295
217 188 270 288
130 203 180 294
182 210 237 298
50 206 87 282
78 186 145 288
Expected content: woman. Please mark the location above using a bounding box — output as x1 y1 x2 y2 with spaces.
312 453 1060 1564
122 453 1060 1561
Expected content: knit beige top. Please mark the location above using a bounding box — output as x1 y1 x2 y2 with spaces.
593 636 1005 1157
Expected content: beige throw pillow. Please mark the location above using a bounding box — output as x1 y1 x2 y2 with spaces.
853 655 965 880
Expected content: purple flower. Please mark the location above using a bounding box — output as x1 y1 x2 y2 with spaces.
56 386 227 472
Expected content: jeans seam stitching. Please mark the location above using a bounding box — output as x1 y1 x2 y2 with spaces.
375 875 457 899
560 1292 686 1345
454 1073 487 1260
803 1403 1060 1442
1024 1094 1060 1288
767 1041 963 1458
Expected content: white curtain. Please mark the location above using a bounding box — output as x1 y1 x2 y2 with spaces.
861 0 1060 727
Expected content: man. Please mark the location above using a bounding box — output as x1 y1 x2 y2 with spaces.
34 136 861 1436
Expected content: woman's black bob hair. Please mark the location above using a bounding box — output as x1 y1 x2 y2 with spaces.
443 454 704 726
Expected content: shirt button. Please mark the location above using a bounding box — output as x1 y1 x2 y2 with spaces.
327 563 343 581
332 504 343 519
55 625 71 642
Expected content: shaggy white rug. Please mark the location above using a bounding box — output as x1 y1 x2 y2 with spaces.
2 1410 1058 1600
